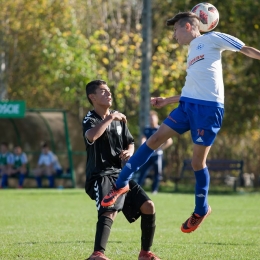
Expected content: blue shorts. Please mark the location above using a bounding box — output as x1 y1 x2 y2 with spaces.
163 101 224 146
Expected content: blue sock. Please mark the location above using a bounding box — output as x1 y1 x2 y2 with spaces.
194 167 210 216
36 176 42 188
116 142 154 188
19 174 25 187
48 176 54 188
1 174 8 187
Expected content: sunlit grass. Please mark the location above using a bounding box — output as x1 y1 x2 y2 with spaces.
0 189 259 259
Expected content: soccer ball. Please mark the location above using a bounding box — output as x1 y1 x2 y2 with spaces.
191 2 219 32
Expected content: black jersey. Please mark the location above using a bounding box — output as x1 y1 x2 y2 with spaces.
82 110 134 183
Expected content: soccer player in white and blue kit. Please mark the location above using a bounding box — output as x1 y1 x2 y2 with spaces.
102 12 260 233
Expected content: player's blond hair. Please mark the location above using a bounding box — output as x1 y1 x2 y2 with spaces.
150 110 158 118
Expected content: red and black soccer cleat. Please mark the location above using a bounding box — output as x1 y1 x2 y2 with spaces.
181 205 212 233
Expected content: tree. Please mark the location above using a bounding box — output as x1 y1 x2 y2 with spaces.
0 0 98 115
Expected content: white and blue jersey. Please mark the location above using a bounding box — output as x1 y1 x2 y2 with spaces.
180 32 245 107
164 32 244 146
38 151 62 171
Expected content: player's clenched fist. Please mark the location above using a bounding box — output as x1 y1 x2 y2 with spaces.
151 97 167 108
111 112 127 123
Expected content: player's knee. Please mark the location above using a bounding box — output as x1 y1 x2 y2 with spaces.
147 134 162 150
101 211 117 221
140 200 155 214
191 160 204 171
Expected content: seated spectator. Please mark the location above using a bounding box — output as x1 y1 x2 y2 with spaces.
10 145 28 188
34 142 63 188
0 142 14 188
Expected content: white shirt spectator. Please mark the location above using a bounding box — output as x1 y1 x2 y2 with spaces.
38 151 62 170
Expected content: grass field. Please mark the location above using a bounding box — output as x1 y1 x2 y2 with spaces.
1 189 260 260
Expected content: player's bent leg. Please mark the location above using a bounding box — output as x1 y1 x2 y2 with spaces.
191 144 211 171
119 123 175 188
181 205 212 233
102 125 177 208
101 183 130 207
146 123 178 149
140 200 155 215
87 177 122 260
180 144 212 233
90 215 114 259
120 181 160 260
139 201 161 260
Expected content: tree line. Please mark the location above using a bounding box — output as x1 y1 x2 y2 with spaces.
1 0 259 177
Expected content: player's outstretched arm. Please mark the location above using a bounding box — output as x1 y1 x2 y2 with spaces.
151 95 180 109
240 46 260 60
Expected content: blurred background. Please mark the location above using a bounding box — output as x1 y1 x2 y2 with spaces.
0 0 259 189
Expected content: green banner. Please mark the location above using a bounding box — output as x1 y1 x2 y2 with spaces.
0 101 26 118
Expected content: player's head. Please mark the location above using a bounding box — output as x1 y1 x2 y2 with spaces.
14 145 22 155
149 110 159 127
41 142 49 154
166 12 200 45
86 80 112 107
0 142 8 153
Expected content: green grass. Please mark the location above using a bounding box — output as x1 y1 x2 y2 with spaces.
1 189 260 260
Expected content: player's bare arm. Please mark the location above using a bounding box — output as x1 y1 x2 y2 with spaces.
240 46 260 60
151 95 181 108
86 112 127 142
119 144 134 161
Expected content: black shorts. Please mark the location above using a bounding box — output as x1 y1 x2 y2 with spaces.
86 175 151 223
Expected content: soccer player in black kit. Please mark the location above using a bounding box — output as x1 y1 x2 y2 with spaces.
83 80 160 260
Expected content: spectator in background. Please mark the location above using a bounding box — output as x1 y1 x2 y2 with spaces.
34 142 62 188
137 111 173 194
0 142 14 188
10 145 28 188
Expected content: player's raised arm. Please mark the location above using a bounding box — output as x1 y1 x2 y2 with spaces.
86 112 127 143
240 46 260 60
151 95 180 108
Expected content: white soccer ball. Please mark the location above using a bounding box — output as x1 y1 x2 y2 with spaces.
191 2 219 32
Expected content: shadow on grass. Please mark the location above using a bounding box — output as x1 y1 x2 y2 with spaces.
8 189 84 196
143 182 258 195
202 241 257 246
16 240 255 247
15 240 122 245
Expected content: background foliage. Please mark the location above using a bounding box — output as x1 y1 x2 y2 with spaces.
1 0 260 178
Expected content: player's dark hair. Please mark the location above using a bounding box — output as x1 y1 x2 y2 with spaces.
166 11 200 28
86 80 107 105
41 141 49 148
0 142 8 147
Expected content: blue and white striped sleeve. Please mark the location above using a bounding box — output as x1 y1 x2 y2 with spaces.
210 32 245 52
